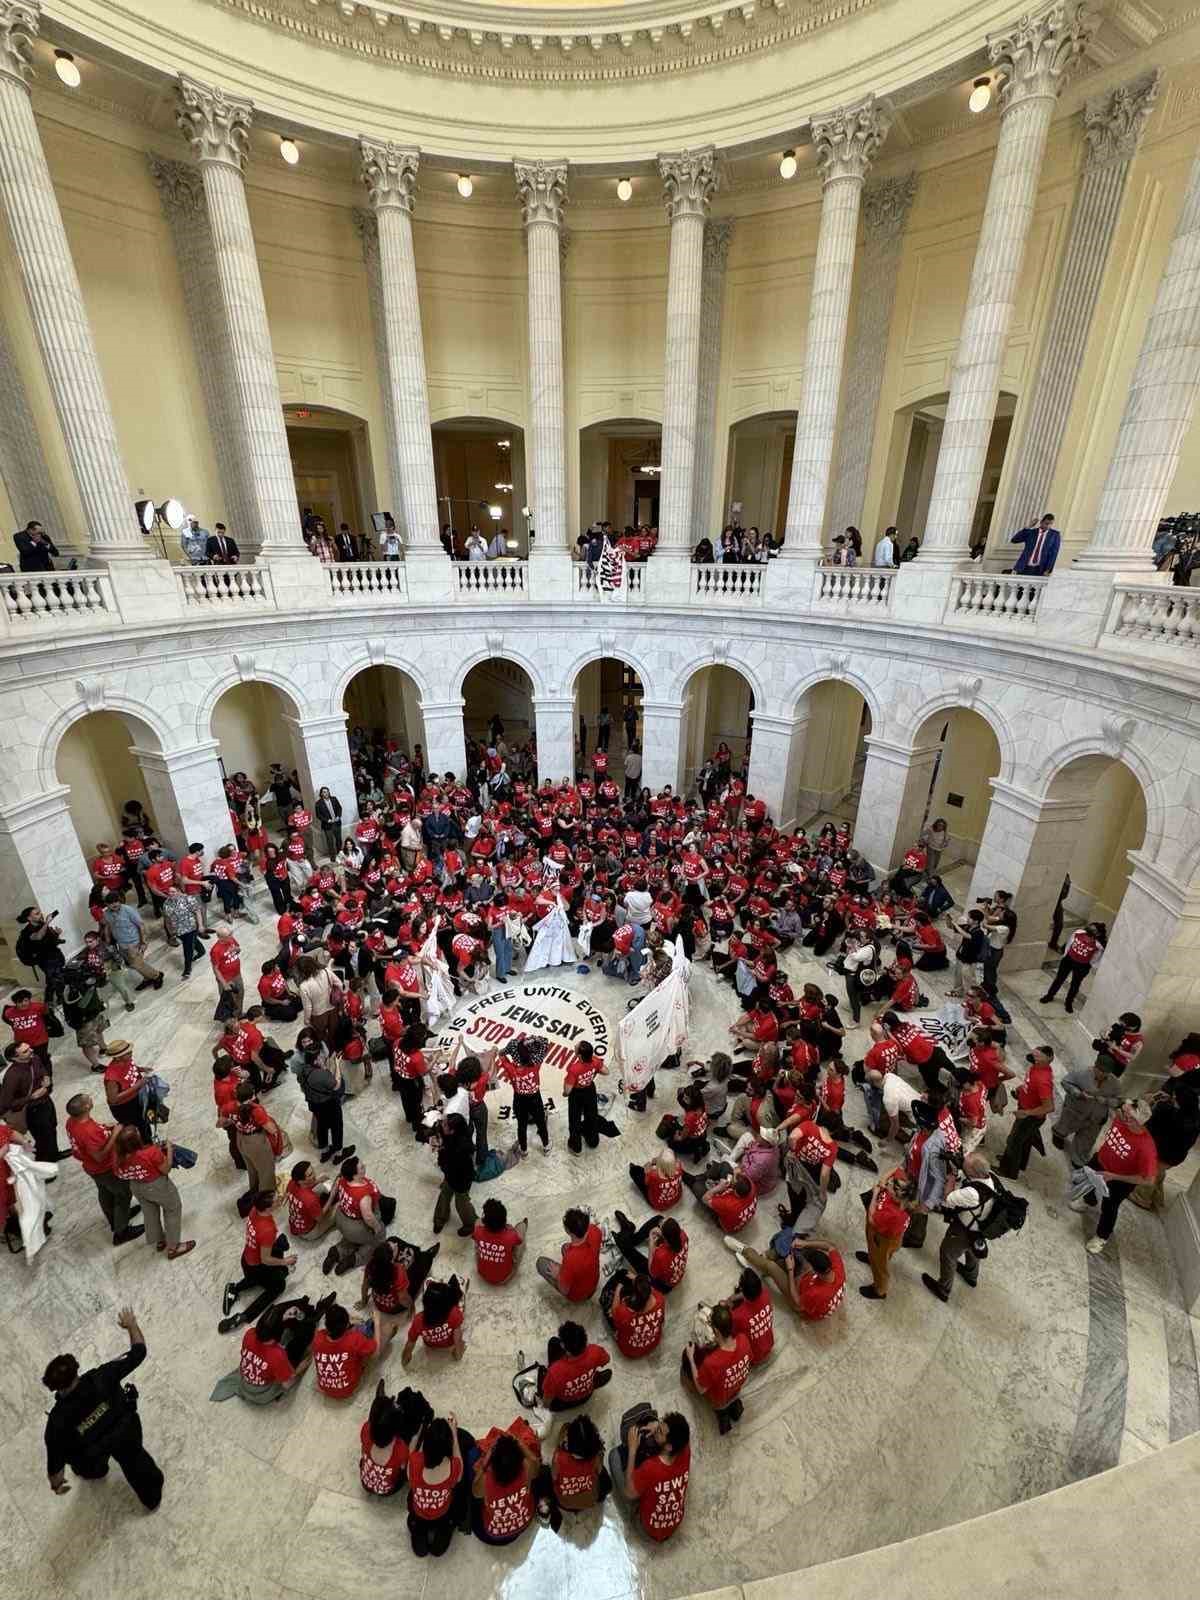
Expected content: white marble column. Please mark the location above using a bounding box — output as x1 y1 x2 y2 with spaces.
1074 137 1200 573
147 156 260 555
0 788 93 965
176 77 308 567
781 97 887 561
965 779 1090 970
283 713 360 845
656 148 716 567
358 140 447 598
919 2 1090 565
0 3 146 563
130 741 236 858
995 71 1160 544
641 700 688 795
515 160 571 597
0 301 73 556
533 694 575 786
692 219 734 537
851 736 941 873
420 700 468 783
351 208 402 535
825 173 917 546
746 710 808 830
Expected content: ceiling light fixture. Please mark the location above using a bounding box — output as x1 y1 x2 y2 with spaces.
279 137 300 166
456 174 473 198
616 177 633 202
54 49 81 88
969 77 992 114
779 149 798 180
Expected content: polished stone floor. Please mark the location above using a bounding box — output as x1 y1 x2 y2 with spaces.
5 865 1198 1600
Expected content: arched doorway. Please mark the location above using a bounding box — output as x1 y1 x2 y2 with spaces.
724 411 797 543
462 659 535 768
579 419 663 535
794 681 870 829
55 710 161 865
1047 756 1147 937
211 681 301 821
431 417 527 558
912 707 1003 877
883 391 1017 558
285 404 378 549
682 665 755 797
573 657 646 780
343 664 427 792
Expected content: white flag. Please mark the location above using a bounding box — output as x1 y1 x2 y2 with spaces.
618 939 691 1093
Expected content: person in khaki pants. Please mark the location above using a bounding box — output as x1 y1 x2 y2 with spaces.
233 1084 283 1201
856 1169 915 1300
101 896 163 992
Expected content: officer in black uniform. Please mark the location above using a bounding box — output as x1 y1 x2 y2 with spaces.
43 1306 163 1508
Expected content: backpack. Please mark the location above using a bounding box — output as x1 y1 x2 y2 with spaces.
970 1176 1027 1242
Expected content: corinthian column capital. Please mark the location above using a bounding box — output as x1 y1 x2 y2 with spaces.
176 75 253 171
812 96 889 186
147 154 205 218
0 0 38 90
515 159 568 228
359 139 419 214
1084 68 1160 171
658 147 717 222
989 2 1092 114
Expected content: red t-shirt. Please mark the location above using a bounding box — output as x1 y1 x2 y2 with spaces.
552 1445 599 1504
891 1023 933 1064
113 1143 168 1184
968 1044 1005 1092
644 1164 682 1210
790 1121 836 1168
65 1115 114 1176
1016 1063 1054 1112
286 1181 324 1236
312 1327 377 1397
708 1185 757 1233
868 1178 910 1239
730 1286 774 1364
359 1422 408 1495
795 1251 847 1320
649 1231 688 1288
243 1208 278 1267
1097 1117 1157 1182
210 938 241 981
557 1223 602 1300
696 1335 751 1408
864 1039 901 1076
480 1463 535 1541
473 1222 523 1285
612 1291 665 1358
407 1451 463 1520
240 1329 294 1388
3 1000 48 1045
501 1057 542 1097
409 1303 464 1350
337 1175 380 1220
632 1447 690 1541
541 1343 610 1402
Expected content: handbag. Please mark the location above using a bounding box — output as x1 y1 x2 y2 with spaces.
655 1113 678 1140
169 1143 198 1169
45 1009 65 1039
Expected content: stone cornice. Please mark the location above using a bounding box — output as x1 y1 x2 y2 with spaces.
202 0 879 84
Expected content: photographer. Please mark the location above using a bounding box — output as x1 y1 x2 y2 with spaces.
43 1306 163 1508
15 907 67 1007
922 1151 996 1303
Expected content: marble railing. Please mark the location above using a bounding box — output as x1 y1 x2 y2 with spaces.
1105 581 1200 649
176 564 275 608
814 566 895 609
950 571 1046 624
2 569 118 627
454 558 527 598
574 561 646 601
692 562 764 603
326 560 408 603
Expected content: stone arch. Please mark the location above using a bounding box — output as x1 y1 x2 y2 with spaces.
908 689 1017 786
787 666 885 736
38 697 173 794
672 650 767 712
196 670 307 747
451 644 547 703
565 642 658 704
330 649 433 715
1035 737 1164 865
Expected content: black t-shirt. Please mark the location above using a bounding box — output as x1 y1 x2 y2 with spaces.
45 1343 146 1475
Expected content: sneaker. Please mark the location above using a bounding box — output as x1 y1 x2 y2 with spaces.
322 1245 340 1275
112 1225 145 1246
541 1142 551 1157
854 1250 870 1265
1085 1235 1106 1254
921 1272 949 1302
859 1286 885 1300
722 1236 748 1269
222 1282 239 1316
1067 1196 1091 1213
456 1225 474 1237
217 1313 242 1335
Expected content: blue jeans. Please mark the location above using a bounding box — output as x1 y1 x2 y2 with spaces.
492 925 513 981
863 1081 884 1133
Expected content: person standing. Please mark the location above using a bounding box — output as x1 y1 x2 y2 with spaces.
209 925 245 1018
101 897 164 992
872 526 898 567
856 1167 914 1301
623 703 638 751
15 520 59 571
1040 924 1105 1013
161 885 203 981
206 523 240 563
624 742 642 803
1076 1100 1159 1254
112 1128 195 1259
1052 1057 1123 1168
315 788 343 857
922 1152 996 1303
564 1042 607 1155
432 1114 478 1238
43 1307 163 1509
997 1047 1056 1179
597 706 612 752
64 1094 143 1245
1008 512 1060 576
1 1042 65 1164
980 891 1017 997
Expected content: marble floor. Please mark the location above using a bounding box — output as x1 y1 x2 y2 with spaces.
5 865 1198 1600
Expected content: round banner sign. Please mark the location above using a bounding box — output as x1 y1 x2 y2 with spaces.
435 981 610 1069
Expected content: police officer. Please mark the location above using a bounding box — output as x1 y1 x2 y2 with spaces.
43 1306 163 1508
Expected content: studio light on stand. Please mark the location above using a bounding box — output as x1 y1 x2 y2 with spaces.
133 494 186 560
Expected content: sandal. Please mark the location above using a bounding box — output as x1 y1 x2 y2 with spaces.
167 1240 196 1259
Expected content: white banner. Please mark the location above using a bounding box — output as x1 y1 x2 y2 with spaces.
523 896 575 973
617 940 691 1093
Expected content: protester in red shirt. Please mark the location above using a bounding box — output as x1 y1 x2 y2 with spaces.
683 1171 757 1234
1040 922 1105 1013
606 1272 666 1358
683 1303 751 1433
402 1277 468 1366
1083 1099 1159 1252
551 1414 609 1513
285 1159 335 1239
857 1169 914 1300
473 1196 527 1285
209 925 244 1015
535 1208 602 1300
111 1126 194 1258
219 1188 295 1333
236 1304 317 1400
733 1234 847 1321
64 1091 144 1245
526 1320 613 1409
470 1420 552 1544
997 1045 1055 1179
312 1302 378 1398
622 1412 691 1541
726 1266 774 1363
406 1414 467 1558
630 1152 683 1211
359 1387 410 1497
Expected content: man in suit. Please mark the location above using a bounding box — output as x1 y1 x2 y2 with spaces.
1008 513 1060 576
334 523 359 562
14 522 59 572
205 523 240 564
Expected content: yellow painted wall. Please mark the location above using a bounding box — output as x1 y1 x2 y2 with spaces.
799 681 867 799
55 712 153 855
211 683 296 791
925 710 1002 851
1068 762 1147 922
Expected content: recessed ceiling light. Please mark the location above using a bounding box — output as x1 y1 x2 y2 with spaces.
279 137 300 165
54 50 81 89
457 173 473 198
616 177 633 202
779 149 798 180
969 77 992 114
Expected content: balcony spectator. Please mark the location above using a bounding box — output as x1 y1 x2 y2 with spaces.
465 530 488 562
14 521 58 572
205 524 240 564
334 523 359 562
873 527 899 567
487 527 509 559
180 516 208 565
1007 512 1060 576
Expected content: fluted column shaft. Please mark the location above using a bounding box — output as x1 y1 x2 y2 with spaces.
352 209 403 534
782 98 887 558
996 71 1160 539
176 76 303 553
0 3 142 560
920 2 1090 563
657 148 716 552
359 141 440 548
0 298 70 549
516 160 568 550
692 219 733 536
148 156 259 551
826 174 916 544
1077 140 1200 571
